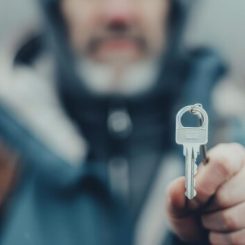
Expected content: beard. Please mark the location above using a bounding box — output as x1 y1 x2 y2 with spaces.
72 22 164 96
75 57 160 96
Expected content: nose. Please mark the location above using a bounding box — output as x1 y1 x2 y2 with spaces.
102 0 136 26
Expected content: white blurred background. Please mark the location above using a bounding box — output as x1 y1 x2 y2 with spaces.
186 0 245 82
0 0 244 81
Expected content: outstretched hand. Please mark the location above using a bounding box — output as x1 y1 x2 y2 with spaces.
166 143 245 245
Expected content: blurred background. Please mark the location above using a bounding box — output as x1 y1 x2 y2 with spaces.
0 0 245 146
0 0 245 81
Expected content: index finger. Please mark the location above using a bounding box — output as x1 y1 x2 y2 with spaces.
192 143 245 209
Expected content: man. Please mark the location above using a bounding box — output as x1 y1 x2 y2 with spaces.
0 0 244 244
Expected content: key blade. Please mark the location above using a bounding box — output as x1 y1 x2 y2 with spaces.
185 147 197 200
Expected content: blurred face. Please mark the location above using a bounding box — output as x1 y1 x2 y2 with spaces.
61 0 170 94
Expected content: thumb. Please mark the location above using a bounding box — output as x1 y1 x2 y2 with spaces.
166 177 205 242
166 177 188 219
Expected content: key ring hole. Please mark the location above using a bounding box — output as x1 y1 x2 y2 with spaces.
181 111 203 127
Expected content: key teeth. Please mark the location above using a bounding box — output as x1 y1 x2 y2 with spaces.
194 164 198 175
185 177 197 200
193 189 197 199
185 190 197 200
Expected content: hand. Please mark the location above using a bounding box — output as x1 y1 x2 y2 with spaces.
166 143 245 245
0 142 18 205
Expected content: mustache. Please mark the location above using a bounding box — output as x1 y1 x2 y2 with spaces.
86 30 148 54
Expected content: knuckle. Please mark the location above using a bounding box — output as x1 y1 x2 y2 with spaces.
215 143 229 150
229 142 244 152
215 158 232 178
230 143 245 159
209 233 218 245
229 235 238 245
229 233 245 245
215 188 229 206
197 184 213 199
222 211 237 230
215 143 243 153
213 143 245 177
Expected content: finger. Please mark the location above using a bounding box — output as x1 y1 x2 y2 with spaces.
202 202 245 232
210 229 245 245
166 177 187 218
166 177 203 242
194 143 245 207
206 166 245 212
0 143 19 204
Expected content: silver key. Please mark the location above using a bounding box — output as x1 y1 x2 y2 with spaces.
176 104 209 199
